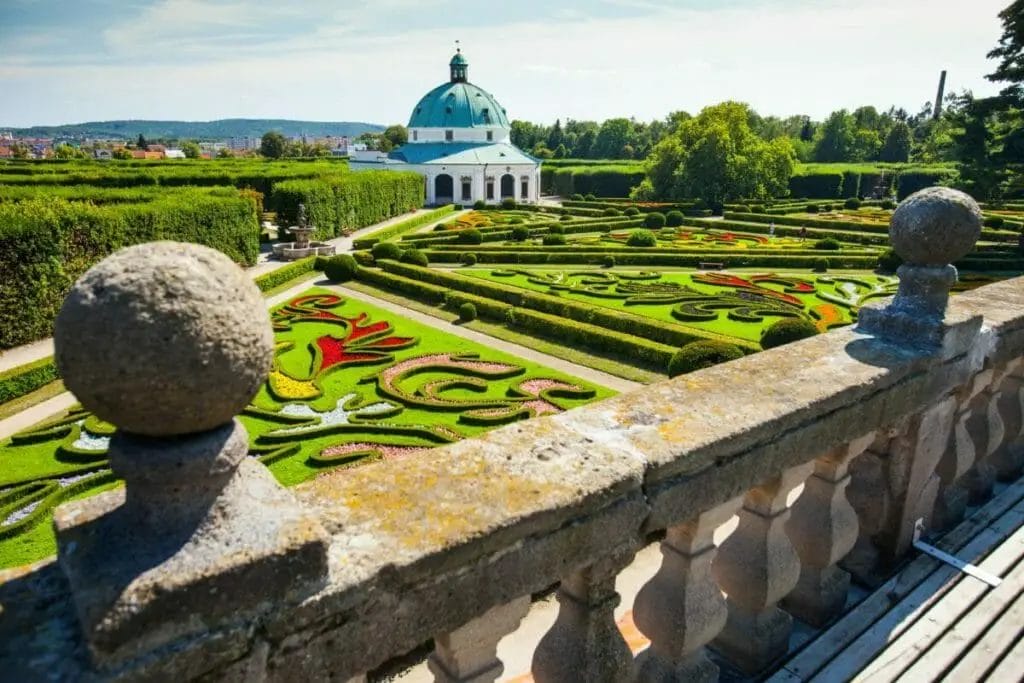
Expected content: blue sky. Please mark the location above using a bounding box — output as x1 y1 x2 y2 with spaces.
0 0 1009 128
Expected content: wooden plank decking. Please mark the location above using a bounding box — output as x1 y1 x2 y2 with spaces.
771 478 1024 682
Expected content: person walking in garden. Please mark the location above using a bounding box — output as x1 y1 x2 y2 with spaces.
799 226 808 241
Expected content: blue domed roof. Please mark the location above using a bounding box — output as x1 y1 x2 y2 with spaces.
408 81 510 129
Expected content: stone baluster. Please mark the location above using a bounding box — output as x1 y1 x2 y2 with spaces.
710 463 813 674
532 549 636 683
783 433 876 627
50 242 329 673
428 597 530 683
848 187 983 579
991 360 1024 480
633 495 744 682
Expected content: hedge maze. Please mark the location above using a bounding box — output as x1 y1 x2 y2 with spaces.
0 289 609 568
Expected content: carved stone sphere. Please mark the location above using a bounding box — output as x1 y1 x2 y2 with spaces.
889 187 982 266
55 242 274 436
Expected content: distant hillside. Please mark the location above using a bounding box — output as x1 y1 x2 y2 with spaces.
3 119 385 141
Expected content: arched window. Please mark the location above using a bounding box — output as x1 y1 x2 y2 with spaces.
434 174 454 204
500 174 515 199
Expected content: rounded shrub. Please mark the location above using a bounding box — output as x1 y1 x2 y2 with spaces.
750 204 765 213
570 193 584 201
433 223 448 232
602 255 616 268
813 237 842 250
323 254 357 282
458 228 483 245
559 214 573 221
623 206 640 216
603 207 621 217
761 318 819 350
460 252 478 266
473 200 486 209
806 203 820 214
665 210 684 227
644 212 667 229
821 203 833 211
542 233 566 246
584 193 597 201
667 341 744 378
549 224 565 234
844 197 862 210
500 198 517 209
627 229 658 247
458 302 478 322
813 256 829 272
878 248 903 272
511 225 530 241
371 241 403 261
313 255 329 271
353 251 374 267
984 215 1006 228
508 217 524 224
400 248 429 267
881 199 896 210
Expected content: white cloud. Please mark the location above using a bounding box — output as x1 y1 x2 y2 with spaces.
0 0 1009 127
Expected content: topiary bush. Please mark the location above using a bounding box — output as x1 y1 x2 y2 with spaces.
371 241 403 261
323 254 358 282
353 251 374 266
560 214 573 221
877 247 903 272
602 255 616 268
542 233 566 245
667 341 744 377
458 302 478 322
627 229 658 247
501 198 517 209
511 225 530 241
458 228 483 244
844 197 862 210
570 193 584 201
400 248 429 267
645 212 667 229
813 257 829 272
881 199 896 210
984 216 1006 228
549 224 566 234
761 318 819 350
313 255 329 271
584 193 597 201
461 252 478 266
603 207 621 216
806 204 820 213
814 237 842 250
624 206 640 216
665 210 684 227
473 200 486 209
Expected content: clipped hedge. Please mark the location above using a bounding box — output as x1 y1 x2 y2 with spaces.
547 166 647 198
0 194 260 349
254 256 318 292
271 171 423 239
351 204 456 249
377 261 756 350
0 356 59 404
667 341 745 377
761 318 819 349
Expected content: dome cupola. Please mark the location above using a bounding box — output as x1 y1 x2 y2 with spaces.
450 48 468 83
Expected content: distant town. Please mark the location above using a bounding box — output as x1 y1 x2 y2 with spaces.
0 131 372 160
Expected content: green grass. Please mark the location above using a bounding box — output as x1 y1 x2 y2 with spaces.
0 287 611 569
463 268 898 343
342 280 664 384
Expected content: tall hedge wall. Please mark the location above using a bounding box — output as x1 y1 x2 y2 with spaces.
0 193 259 349
545 166 647 198
271 171 423 239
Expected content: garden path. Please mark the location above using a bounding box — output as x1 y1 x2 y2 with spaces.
0 209 434 374
327 283 641 393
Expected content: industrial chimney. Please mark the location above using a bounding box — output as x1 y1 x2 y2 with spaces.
933 70 947 119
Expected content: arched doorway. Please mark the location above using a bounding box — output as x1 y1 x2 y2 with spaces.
434 174 454 204
500 174 515 199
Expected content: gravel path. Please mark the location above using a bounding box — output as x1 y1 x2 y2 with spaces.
327 284 640 393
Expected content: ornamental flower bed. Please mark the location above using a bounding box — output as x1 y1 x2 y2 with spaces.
0 289 611 569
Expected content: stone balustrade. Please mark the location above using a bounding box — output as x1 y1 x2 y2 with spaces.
2 188 1024 682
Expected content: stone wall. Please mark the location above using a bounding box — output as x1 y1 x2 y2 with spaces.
1 188 1022 681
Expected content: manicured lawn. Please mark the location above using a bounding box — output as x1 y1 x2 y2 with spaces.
0 288 611 569
464 268 899 342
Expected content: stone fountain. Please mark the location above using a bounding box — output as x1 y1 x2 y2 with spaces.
272 203 336 260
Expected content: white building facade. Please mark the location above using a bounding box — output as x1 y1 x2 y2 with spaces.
351 50 541 206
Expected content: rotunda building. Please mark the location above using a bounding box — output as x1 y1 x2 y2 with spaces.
351 49 541 206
